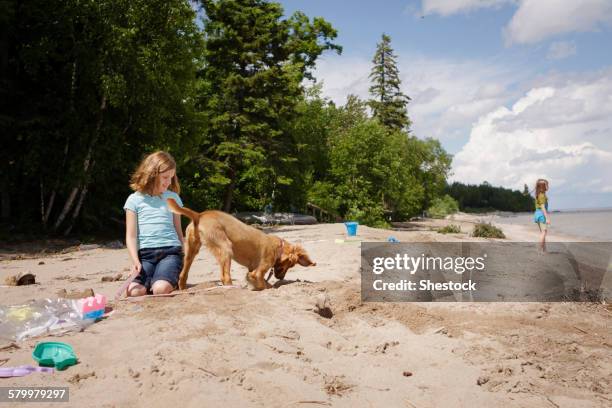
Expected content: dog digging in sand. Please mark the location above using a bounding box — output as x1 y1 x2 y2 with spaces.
166 198 316 290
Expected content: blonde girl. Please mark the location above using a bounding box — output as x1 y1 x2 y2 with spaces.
533 179 550 253
123 151 184 296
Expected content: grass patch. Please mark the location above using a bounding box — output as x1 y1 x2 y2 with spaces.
437 224 461 234
472 222 505 239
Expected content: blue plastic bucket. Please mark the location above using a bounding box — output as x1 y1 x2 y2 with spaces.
344 221 358 236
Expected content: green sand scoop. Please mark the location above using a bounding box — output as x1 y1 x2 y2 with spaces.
32 342 77 370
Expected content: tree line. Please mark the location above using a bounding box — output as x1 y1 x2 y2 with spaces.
445 182 534 213
1 0 452 237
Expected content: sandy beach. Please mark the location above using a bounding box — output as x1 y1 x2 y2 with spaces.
1 216 610 407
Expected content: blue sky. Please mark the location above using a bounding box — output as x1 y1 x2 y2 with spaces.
275 0 612 210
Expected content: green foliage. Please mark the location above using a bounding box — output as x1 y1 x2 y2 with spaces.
416 139 452 209
1 0 204 234
368 34 410 132
297 90 452 227
328 117 423 222
307 181 340 216
1 0 455 236
437 224 461 234
195 0 341 212
279 84 336 211
446 182 534 213
345 205 389 229
427 194 459 218
472 223 506 239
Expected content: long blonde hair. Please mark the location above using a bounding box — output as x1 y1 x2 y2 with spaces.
130 151 180 195
535 178 548 197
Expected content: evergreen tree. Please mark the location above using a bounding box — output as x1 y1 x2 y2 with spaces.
197 0 340 212
368 34 411 132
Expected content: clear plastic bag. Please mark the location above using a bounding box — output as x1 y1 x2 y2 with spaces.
0 298 94 342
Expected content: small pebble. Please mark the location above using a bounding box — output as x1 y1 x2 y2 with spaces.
477 376 489 386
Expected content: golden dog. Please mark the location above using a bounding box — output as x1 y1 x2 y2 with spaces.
167 199 315 290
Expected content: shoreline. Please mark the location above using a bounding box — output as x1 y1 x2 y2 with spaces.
395 212 588 243
443 212 603 242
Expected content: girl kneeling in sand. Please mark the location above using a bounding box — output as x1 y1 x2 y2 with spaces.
123 151 184 296
533 179 550 254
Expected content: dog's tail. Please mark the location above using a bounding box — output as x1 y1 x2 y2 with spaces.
167 199 202 251
166 198 200 225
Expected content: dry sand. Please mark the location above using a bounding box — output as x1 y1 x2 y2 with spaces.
0 216 610 407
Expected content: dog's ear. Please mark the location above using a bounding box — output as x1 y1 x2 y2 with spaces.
283 245 299 265
297 247 316 267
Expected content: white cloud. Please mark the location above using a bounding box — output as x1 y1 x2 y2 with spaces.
504 0 612 44
312 53 526 145
547 41 577 60
421 0 515 17
312 55 612 207
452 70 612 203
421 0 612 46
404 58 526 143
309 55 371 105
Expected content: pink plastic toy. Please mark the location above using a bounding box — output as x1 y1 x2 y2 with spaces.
75 294 106 319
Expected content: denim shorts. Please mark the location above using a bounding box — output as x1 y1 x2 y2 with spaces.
134 246 183 291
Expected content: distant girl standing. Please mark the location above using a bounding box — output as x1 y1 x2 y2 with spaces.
533 179 550 253
124 151 184 296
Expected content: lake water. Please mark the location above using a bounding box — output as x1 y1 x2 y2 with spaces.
494 209 612 241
